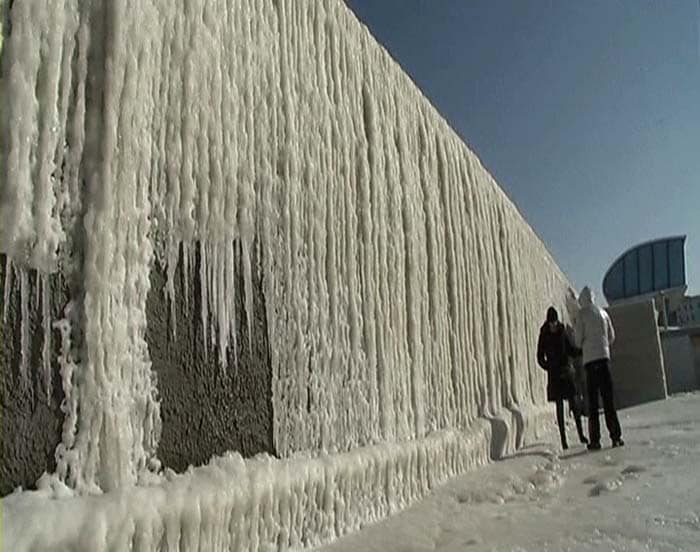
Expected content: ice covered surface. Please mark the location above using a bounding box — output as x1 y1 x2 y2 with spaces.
319 393 700 552
4 395 699 552
2 0 570 495
2 419 496 551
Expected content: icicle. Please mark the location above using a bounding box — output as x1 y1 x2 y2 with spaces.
207 243 217 353
3 255 14 323
239 178 256 353
53 301 79 483
215 243 227 368
166 238 178 339
200 241 209 362
227 240 239 368
19 268 30 388
41 273 53 402
182 241 191 311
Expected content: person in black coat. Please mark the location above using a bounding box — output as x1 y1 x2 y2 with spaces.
537 306 588 450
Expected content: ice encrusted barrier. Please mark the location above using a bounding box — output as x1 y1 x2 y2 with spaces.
1 0 572 548
2 420 482 551
2 406 553 551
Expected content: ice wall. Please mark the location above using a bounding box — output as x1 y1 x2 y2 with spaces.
0 0 572 496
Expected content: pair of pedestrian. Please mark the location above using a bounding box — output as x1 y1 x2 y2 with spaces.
537 286 623 451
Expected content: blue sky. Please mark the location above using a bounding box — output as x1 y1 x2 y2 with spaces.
345 0 700 301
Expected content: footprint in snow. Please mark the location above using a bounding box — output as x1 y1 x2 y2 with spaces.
621 464 646 476
588 477 624 497
583 475 599 485
599 455 619 467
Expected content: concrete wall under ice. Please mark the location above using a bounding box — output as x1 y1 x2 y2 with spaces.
0 248 274 496
0 256 65 496
146 244 275 472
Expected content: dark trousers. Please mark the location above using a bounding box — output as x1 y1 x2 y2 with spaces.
555 397 586 446
585 359 622 444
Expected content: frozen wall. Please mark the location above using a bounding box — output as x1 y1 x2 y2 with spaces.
1 0 571 518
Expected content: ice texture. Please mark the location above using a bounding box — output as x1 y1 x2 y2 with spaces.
2 424 493 551
1 0 571 538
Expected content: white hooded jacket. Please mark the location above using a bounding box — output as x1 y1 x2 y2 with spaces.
574 287 616 365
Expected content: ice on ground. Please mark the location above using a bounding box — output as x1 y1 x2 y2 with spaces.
318 393 700 552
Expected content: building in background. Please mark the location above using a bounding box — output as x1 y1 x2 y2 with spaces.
601 235 699 400
603 235 687 326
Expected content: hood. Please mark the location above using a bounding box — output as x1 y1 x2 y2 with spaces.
578 286 594 308
565 287 580 319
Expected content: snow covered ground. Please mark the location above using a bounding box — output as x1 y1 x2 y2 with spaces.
317 393 700 552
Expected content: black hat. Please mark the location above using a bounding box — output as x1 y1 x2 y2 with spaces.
546 307 558 323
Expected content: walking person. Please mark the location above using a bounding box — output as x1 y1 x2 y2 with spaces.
575 287 624 450
537 306 588 450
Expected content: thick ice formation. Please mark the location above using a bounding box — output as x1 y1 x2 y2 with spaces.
1 0 571 531
2 422 497 551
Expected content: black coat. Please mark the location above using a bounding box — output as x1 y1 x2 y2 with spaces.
537 322 580 402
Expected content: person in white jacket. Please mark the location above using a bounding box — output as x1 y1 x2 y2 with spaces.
574 286 624 450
